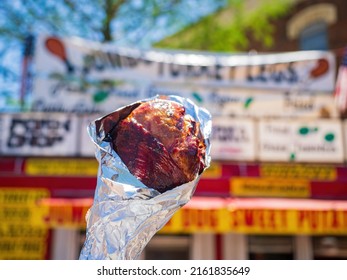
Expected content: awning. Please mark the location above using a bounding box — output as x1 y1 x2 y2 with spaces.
39 197 347 235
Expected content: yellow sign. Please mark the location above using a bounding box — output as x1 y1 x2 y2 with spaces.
0 188 50 225
0 224 47 238
230 177 310 198
260 164 336 180
0 207 51 225
0 188 49 205
201 162 222 178
25 158 98 176
163 208 226 233
0 237 47 260
38 198 347 235
161 207 347 235
0 188 50 260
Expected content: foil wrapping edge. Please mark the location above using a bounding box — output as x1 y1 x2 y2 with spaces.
79 95 212 260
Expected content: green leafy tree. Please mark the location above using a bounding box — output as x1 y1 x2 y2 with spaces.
155 0 294 52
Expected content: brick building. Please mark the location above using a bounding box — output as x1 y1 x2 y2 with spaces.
250 0 347 60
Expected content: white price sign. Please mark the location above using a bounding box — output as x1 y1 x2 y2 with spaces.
258 119 344 163
211 117 256 161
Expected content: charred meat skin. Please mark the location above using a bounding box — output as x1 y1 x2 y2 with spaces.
111 99 206 193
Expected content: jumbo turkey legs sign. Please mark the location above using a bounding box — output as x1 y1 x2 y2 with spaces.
32 34 336 114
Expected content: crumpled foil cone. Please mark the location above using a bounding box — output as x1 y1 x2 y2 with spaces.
79 95 212 260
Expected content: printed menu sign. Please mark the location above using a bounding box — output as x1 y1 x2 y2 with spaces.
0 188 50 259
211 117 256 161
258 119 344 163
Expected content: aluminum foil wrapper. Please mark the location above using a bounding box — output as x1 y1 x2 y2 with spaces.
79 95 212 260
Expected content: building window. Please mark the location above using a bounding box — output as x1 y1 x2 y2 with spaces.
313 236 347 260
144 234 191 260
248 235 294 260
299 21 328 51
286 3 337 50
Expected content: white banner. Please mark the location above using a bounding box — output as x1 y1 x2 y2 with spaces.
32 78 148 113
258 119 344 163
32 34 336 114
150 85 339 118
31 78 339 118
211 118 256 161
0 113 79 156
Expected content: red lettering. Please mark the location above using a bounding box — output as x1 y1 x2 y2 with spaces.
310 211 319 230
297 210 307 228
210 209 218 228
197 210 204 228
244 210 254 226
332 211 339 228
231 210 238 228
321 211 328 229
182 209 190 228
268 210 275 229
258 210 265 229
43 215 50 223
280 210 287 228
